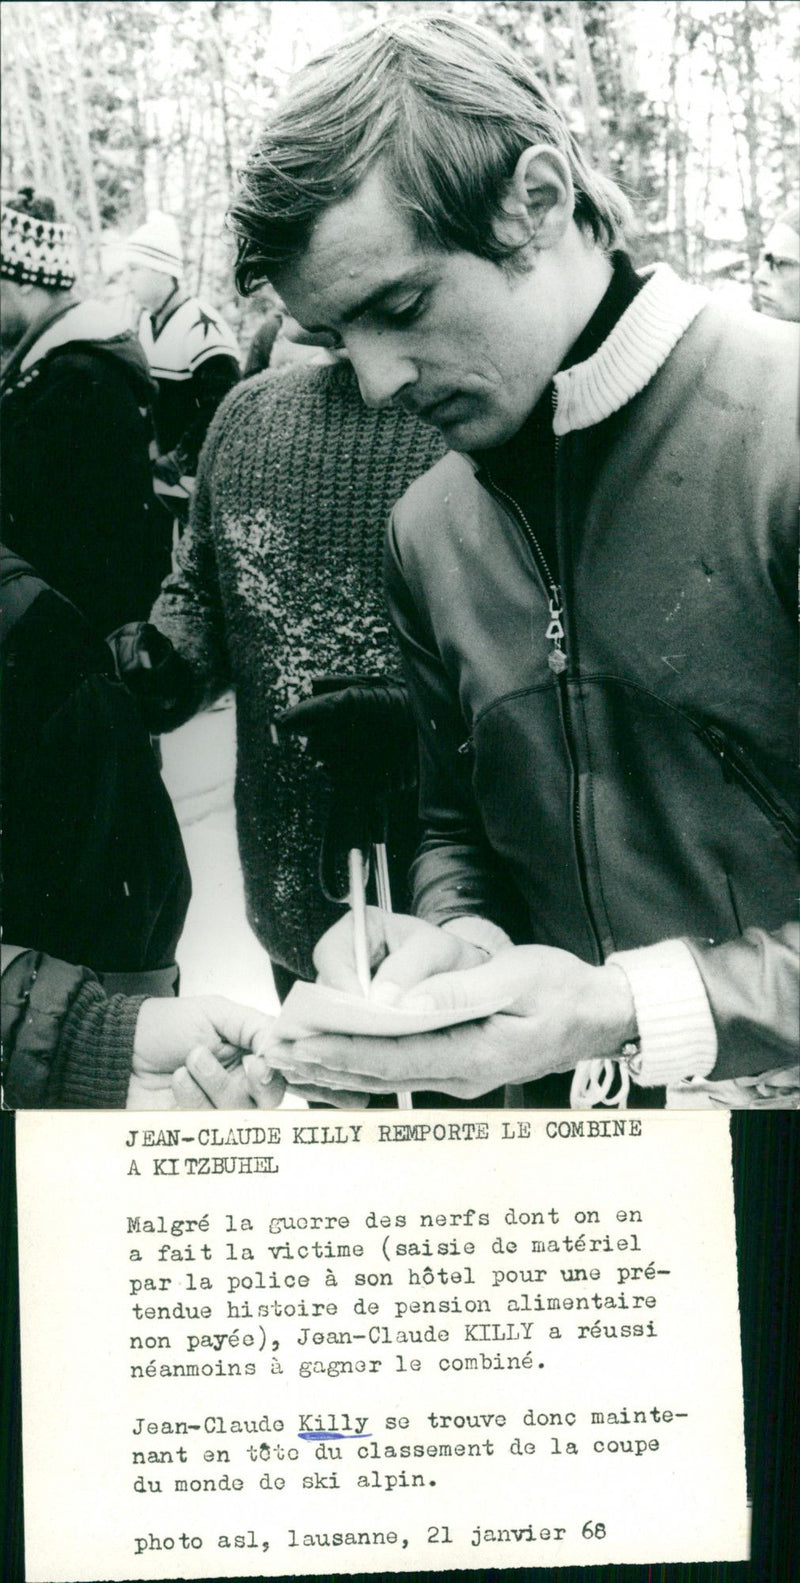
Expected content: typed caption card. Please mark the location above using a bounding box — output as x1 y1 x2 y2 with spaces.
16 1108 748 1578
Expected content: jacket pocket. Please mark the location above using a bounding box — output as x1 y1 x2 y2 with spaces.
691 721 799 851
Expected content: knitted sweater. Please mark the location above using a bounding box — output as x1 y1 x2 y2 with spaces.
151 361 445 978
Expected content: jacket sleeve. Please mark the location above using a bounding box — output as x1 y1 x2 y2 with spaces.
2 948 141 1108
686 924 799 1082
385 513 528 941
146 396 237 721
161 354 241 480
608 925 798 1094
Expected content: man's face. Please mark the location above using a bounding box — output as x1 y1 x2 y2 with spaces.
127 263 176 313
0 277 34 351
754 222 800 322
273 166 576 450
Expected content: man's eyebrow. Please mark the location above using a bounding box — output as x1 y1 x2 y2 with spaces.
335 271 429 328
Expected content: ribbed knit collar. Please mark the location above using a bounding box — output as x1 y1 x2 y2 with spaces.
552 263 709 435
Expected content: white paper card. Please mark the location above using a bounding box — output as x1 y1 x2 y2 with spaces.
16 1109 748 1578
273 978 513 1039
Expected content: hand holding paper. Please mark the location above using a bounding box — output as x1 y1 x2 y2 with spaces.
270 940 637 1100
127 996 282 1109
311 906 492 1000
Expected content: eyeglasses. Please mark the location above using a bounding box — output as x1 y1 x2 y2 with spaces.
759 252 800 275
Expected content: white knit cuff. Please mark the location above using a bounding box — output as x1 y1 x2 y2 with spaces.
440 916 513 958
607 940 717 1087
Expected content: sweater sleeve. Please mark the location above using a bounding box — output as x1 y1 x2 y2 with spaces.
609 925 799 1094
2 950 141 1108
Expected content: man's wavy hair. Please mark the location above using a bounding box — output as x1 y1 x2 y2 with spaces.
231 12 634 295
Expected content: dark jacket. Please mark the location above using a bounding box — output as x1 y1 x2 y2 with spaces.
1 549 191 987
386 269 799 1087
0 300 171 635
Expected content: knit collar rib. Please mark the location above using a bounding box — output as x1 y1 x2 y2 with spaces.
552 263 709 436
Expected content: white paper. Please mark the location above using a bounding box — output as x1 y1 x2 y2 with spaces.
16 1109 749 1578
273 978 514 1039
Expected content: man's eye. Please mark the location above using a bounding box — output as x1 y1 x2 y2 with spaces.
385 295 425 326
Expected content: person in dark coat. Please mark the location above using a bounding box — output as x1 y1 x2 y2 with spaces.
1 546 191 999
0 190 170 636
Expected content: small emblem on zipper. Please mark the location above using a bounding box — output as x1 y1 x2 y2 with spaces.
545 587 567 673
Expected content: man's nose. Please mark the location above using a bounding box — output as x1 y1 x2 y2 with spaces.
754 257 770 286
347 333 418 409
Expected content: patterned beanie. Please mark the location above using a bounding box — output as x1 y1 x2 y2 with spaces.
0 189 78 289
124 212 183 279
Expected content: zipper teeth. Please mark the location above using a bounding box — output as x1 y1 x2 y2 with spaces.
486 477 559 601
484 454 605 960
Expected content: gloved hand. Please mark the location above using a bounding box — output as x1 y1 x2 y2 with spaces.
107 621 199 731
275 676 417 788
275 676 419 862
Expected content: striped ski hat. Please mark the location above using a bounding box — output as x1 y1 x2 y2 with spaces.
1 189 78 290
124 212 183 279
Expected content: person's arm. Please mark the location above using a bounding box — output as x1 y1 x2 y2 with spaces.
112 391 241 730
608 924 799 1090
1 946 284 1110
159 354 240 481
280 918 797 1101
384 513 524 953
2 948 141 1108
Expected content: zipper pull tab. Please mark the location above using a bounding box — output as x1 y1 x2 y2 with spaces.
545 585 567 674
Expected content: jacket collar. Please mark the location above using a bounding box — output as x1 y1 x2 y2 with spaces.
18 299 137 372
552 263 709 435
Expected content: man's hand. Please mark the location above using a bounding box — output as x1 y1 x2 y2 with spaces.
170 1047 286 1109
313 907 490 1001
132 995 277 1078
169 1047 369 1110
272 945 637 1099
126 997 278 1109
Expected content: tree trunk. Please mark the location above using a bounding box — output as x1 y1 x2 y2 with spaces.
27 2 74 223
534 2 560 100
10 40 47 190
210 4 235 194
68 5 104 274
562 1 609 169
667 2 689 276
733 4 764 284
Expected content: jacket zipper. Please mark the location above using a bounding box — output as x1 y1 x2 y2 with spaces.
692 722 798 849
479 448 606 959
480 477 567 675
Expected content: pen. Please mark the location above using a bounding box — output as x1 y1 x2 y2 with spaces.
348 844 413 1112
373 841 413 1114
348 847 372 999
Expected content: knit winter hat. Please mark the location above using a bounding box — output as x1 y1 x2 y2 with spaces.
124 212 183 279
0 189 78 290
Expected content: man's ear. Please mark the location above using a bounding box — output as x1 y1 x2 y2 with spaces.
492 145 574 254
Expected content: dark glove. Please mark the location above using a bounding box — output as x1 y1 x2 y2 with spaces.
107 621 200 731
274 677 419 867
274 676 417 791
